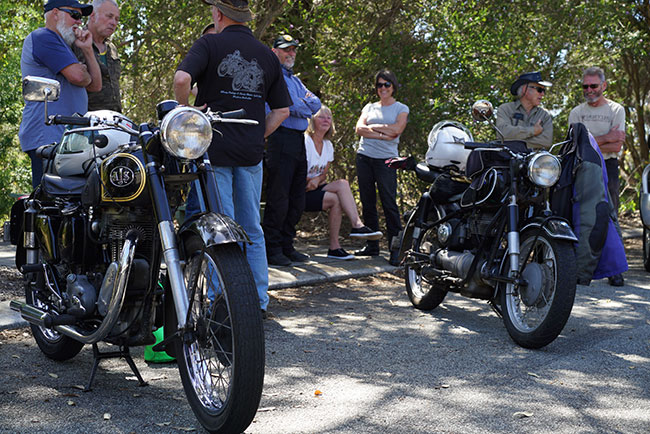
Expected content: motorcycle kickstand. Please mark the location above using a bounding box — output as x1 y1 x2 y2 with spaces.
84 343 148 392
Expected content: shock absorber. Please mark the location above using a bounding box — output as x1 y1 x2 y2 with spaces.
23 199 39 265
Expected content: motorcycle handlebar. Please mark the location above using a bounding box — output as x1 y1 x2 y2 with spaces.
464 142 491 150
219 109 246 119
49 115 91 126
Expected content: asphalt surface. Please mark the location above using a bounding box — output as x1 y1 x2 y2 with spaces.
0 229 647 433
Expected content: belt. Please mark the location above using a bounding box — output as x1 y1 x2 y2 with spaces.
277 126 305 135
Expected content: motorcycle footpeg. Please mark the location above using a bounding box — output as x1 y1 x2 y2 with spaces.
42 313 78 328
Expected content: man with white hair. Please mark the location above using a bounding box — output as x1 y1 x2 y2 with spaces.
19 0 101 189
73 0 122 112
496 71 554 150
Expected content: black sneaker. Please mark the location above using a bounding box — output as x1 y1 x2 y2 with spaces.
608 274 624 287
268 252 291 266
285 250 309 262
354 245 380 256
327 248 355 260
349 226 383 241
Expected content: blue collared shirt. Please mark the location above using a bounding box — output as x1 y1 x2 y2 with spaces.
276 66 321 131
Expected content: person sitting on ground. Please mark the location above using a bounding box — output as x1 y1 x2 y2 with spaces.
304 105 382 260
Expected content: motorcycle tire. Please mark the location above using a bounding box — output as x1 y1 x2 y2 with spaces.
405 223 447 310
25 270 84 361
175 237 264 434
500 230 576 349
643 226 650 271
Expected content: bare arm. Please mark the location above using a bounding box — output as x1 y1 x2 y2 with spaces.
355 112 394 140
71 28 101 92
306 162 330 192
593 125 625 153
173 70 193 106
265 107 289 138
370 112 409 137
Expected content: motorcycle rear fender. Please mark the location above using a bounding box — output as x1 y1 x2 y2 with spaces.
521 217 577 242
179 211 251 250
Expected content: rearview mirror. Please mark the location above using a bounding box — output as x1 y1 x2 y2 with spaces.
471 100 493 122
23 76 60 102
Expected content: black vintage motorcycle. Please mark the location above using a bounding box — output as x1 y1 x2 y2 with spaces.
392 101 577 349
10 76 264 433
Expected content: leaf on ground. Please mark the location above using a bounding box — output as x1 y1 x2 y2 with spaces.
303 349 314 353
71 385 85 390
513 411 533 418
67 400 75 406
61 393 79 397
155 422 171 427
527 372 540 378
11 355 19 359
172 427 196 432
133 393 142 397
48 373 58 378
257 407 276 412
441 384 450 388
103 413 111 420
314 389 323 396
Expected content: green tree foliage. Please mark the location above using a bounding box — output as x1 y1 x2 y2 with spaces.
0 0 648 219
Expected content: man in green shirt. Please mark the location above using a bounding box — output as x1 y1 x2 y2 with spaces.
73 0 121 112
496 71 553 149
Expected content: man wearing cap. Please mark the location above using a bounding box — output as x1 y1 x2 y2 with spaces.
262 34 322 266
569 66 626 287
173 0 291 316
19 0 101 189
496 71 553 149
73 0 122 112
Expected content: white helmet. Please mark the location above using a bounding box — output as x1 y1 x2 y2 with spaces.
54 110 135 177
425 121 473 173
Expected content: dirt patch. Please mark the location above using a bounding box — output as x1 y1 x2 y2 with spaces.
0 266 24 302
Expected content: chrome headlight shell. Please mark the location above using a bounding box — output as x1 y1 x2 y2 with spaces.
160 106 212 160
527 152 561 187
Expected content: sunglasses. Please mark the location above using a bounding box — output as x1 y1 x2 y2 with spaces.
376 82 393 88
529 85 546 94
582 84 600 89
58 8 83 20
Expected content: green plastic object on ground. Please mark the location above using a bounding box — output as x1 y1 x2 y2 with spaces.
144 327 176 363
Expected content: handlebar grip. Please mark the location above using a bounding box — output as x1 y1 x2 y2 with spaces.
50 115 91 126
463 142 488 150
219 109 246 119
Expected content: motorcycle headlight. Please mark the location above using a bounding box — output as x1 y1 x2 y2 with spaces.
527 152 561 187
160 106 212 160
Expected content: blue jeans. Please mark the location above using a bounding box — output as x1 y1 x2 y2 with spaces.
186 162 269 310
27 149 44 190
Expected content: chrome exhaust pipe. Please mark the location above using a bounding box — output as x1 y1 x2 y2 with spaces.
14 230 138 344
10 300 48 327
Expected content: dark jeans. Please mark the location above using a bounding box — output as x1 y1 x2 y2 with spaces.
262 127 307 255
605 158 620 213
27 149 43 190
356 153 402 248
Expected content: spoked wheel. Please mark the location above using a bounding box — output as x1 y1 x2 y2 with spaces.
500 230 576 349
25 268 84 361
643 226 650 272
176 237 264 434
405 220 447 310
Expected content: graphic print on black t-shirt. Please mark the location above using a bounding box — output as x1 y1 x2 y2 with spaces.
217 50 263 95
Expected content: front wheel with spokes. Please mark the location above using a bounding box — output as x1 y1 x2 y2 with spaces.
176 237 264 434
500 230 576 349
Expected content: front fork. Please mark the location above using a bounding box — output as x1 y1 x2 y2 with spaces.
146 161 190 329
507 193 520 279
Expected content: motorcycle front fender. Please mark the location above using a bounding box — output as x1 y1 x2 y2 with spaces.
180 211 251 249
521 217 577 242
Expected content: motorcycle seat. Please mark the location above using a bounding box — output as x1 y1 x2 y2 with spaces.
414 163 439 182
41 173 87 196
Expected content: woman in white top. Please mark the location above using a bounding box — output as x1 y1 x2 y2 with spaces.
304 106 382 260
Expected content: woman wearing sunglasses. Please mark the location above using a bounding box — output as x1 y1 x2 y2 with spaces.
354 69 409 265
496 71 554 150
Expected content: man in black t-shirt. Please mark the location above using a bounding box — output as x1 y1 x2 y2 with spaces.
173 0 290 316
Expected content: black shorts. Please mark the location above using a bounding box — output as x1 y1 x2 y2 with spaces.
305 184 327 212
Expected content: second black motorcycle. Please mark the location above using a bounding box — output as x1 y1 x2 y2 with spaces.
392 101 577 349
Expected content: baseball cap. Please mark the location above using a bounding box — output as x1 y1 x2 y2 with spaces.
44 0 93 16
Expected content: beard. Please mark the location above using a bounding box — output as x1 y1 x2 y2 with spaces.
584 89 603 104
56 20 76 46
282 57 295 70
